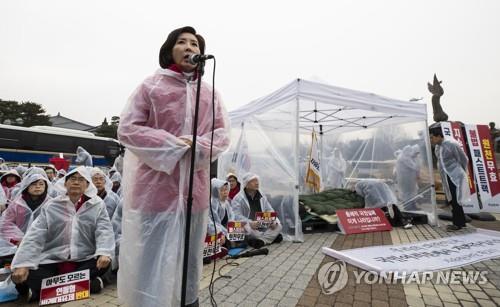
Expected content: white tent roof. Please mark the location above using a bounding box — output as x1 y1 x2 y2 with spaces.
229 79 427 134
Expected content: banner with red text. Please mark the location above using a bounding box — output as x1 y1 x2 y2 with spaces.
464 124 500 212
336 208 392 235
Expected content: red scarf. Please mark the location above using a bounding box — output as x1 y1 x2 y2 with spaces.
75 195 90 212
167 64 199 81
1 179 18 188
228 184 240 200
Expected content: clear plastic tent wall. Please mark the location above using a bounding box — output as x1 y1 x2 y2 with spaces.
218 79 437 242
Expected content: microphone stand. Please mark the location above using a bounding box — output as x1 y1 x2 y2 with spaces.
181 59 205 307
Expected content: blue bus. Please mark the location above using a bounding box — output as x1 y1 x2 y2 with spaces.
0 124 121 167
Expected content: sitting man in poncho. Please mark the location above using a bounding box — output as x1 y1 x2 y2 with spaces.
10 166 115 302
231 173 283 248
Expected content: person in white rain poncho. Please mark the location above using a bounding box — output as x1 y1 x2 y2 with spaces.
231 173 283 248
10 166 115 301
207 178 234 240
75 146 93 167
395 145 421 210
0 172 51 244
111 198 122 270
15 165 27 178
0 184 6 214
1 169 21 205
109 171 122 196
56 168 67 179
91 167 121 219
117 26 230 307
430 126 469 231
43 165 58 183
354 180 412 228
20 167 58 199
327 148 347 189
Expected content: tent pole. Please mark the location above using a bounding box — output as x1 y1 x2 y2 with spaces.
424 120 438 226
295 95 303 241
319 124 324 191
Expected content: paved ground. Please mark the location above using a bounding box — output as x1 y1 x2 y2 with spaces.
5 220 500 306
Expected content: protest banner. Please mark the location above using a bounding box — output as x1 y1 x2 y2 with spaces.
336 208 392 235
323 229 500 275
40 270 90 306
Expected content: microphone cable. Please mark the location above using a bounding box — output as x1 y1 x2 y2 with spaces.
201 56 235 307
206 57 219 307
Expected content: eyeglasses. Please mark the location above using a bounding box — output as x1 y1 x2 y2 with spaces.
67 176 87 183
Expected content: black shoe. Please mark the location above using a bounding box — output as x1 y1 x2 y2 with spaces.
203 257 212 265
272 234 283 244
90 277 104 294
15 283 29 297
247 238 265 249
446 225 462 231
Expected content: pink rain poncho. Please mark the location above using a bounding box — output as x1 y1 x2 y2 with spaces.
0 173 52 243
117 68 230 306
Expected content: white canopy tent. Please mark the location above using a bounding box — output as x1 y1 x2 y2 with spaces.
218 79 437 242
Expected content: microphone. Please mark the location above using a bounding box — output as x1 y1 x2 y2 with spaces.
230 248 269 259
187 54 214 65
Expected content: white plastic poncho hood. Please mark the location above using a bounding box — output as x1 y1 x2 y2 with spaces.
355 180 398 208
54 166 98 198
0 173 52 241
0 169 21 183
327 148 347 188
329 148 347 172
15 165 28 178
91 167 120 219
394 145 421 207
396 145 420 171
23 167 49 180
207 178 233 236
110 171 122 183
10 167 53 200
91 167 114 192
75 146 93 167
117 67 230 306
15 173 51 199
1 169 21 201
241 172 259 189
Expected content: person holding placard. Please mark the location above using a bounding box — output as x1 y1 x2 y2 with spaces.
231 173 282 248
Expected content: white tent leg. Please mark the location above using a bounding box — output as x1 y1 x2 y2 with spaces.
294 96 303 242
424 120 438 226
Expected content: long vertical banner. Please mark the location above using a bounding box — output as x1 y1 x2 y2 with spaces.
441 121 480 212
464 124 500 212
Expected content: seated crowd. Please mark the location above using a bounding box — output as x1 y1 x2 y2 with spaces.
0 164 123 302
0 158 284 302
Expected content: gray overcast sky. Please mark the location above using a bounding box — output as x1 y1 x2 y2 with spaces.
1 0 499 126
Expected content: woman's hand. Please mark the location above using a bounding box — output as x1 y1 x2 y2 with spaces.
178 137 193 147
12 267 29 284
